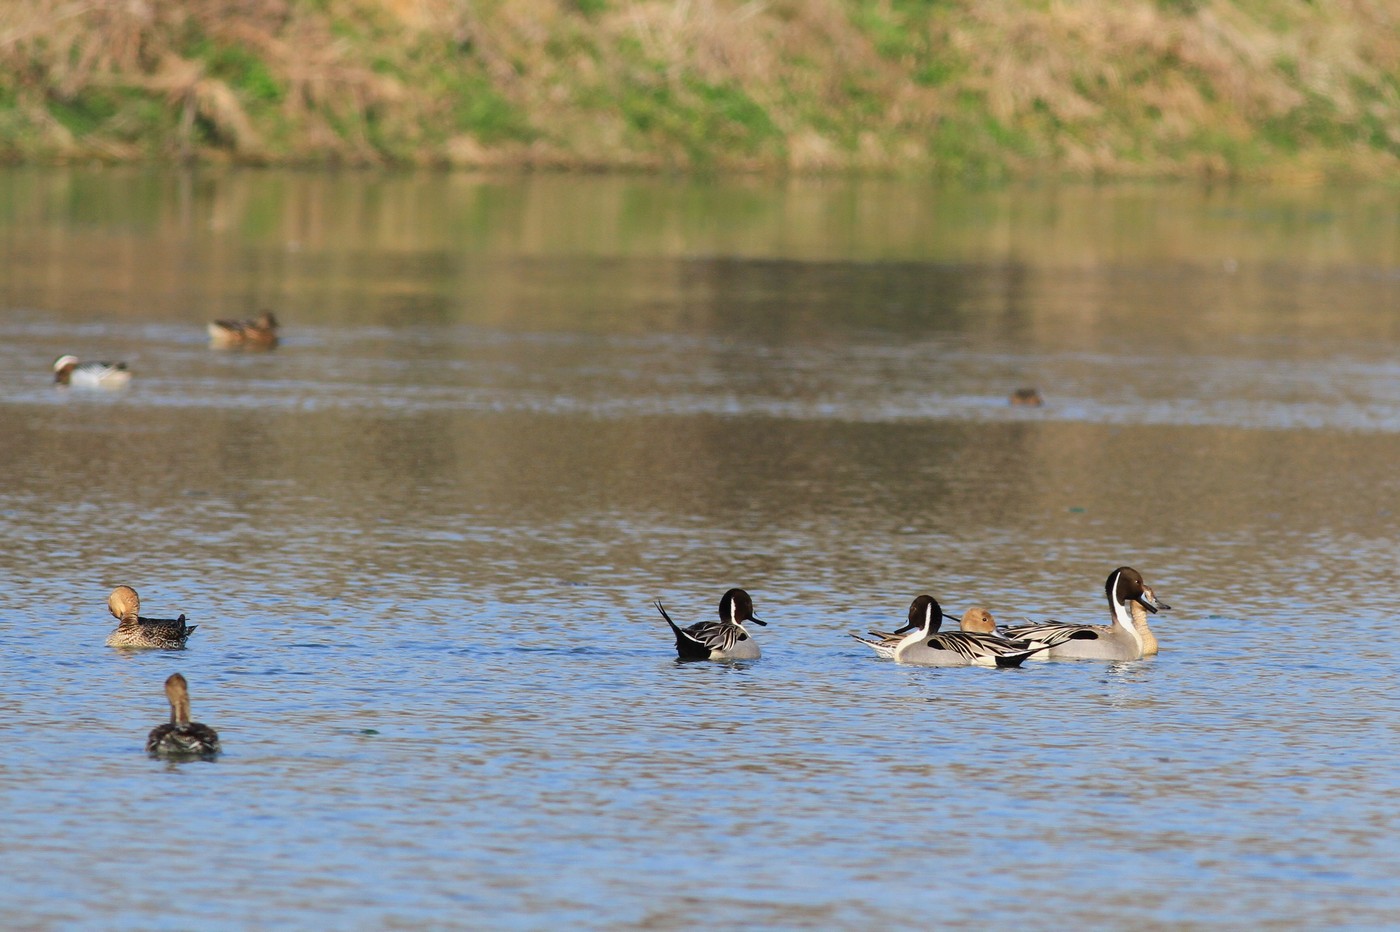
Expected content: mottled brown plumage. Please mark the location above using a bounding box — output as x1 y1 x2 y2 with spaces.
105 586 197 649
208 310 279 349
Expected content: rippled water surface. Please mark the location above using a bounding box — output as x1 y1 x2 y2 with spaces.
3 169 1400 927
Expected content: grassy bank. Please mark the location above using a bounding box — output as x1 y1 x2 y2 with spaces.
2 0 1398 181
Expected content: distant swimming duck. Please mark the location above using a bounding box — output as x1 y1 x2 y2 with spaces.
851 594 1054 668
53 355 131 388
208 310 279 349
105 586 197 649
146 673 221 758
1009 387 1043 406
655 588 766 661
1001 566 1170 661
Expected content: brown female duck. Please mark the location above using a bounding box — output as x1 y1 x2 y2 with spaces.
208 310 279 349
105 586 197 649
146 673 221 758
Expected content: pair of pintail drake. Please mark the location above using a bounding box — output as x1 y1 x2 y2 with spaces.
658 567 1170 666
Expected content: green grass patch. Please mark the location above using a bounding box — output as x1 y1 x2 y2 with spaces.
914 55 960 88
187 39 284 106
48 90 120 137
850 6 922 61
610 65 782 165
445 72 534 144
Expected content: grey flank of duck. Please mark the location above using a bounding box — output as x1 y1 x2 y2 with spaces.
52 355 132 388
655 588 766 661
851 595 1058 668
146 673 221 759
105 586 197 649
208 310 279 349
1001 566 1170 661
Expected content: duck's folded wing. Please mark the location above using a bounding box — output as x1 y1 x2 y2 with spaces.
922 632 1016 661
1001 621 1101 647
683 621 745 653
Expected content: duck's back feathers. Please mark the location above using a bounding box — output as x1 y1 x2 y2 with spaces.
147 673 220 758
208 311 279 349
106 613 195 649
900 630 1052 668
654 592 763 661
656 600 717 661
146 721 221 758
1000 620 1100 649
53 356 131 388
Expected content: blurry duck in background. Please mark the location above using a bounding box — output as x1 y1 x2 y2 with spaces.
53 355 131 388
146 673 221 759
1009 387 1043 406
105 586 197 649
208 310 279 349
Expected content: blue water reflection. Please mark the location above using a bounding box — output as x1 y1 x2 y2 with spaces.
1 170 1399 927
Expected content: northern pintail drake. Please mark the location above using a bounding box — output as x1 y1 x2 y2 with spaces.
146 673 221 759
851 595 1055 668
105 586 197 649
53 355 131 388
1001 566 1170 661
208 310 279 349
655 588 766 661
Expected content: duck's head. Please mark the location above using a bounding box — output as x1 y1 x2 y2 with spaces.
257 311 279 329
165 672 189 701
719 588 765 626
1107 566 1170 615
53 355 80 383
959 606 997 634
108 585 140 619
896 594 957 635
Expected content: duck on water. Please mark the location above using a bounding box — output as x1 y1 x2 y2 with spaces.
1001 566 1169 661
146 673 220 759
105 586 197 649
655 588 767 661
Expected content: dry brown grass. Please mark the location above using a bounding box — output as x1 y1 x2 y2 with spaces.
1 0 1398 178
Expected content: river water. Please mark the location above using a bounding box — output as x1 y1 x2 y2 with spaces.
2 169 1399 927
